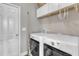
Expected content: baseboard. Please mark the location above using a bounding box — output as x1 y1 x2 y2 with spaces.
20 51 28 56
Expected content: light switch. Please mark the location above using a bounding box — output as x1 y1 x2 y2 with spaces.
22 27 26 31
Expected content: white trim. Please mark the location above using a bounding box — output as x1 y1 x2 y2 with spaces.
18 4 21 56
20 51 28 56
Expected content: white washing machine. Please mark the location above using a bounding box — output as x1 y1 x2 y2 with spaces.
43 38 72 56
30 33 78 56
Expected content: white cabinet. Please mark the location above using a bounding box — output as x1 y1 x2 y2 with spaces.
37 3 75 18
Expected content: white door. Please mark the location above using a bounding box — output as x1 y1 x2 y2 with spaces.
0 4 20 56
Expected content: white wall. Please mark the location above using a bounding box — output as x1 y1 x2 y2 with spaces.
13 3 41 55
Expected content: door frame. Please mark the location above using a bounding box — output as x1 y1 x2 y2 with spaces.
1 3 21 56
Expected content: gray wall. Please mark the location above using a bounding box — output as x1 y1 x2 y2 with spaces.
28 4 42 33
39 9 79 36
13 3 41 54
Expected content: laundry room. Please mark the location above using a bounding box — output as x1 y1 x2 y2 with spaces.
0 3 79 56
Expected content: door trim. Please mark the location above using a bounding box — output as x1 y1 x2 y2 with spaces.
1 3 21 56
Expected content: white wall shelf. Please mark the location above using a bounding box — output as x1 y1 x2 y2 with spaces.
37 3 78 19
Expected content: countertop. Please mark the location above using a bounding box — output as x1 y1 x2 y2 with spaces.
30 33 79 46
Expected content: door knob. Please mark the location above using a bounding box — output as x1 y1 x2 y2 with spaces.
16 34 19 36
